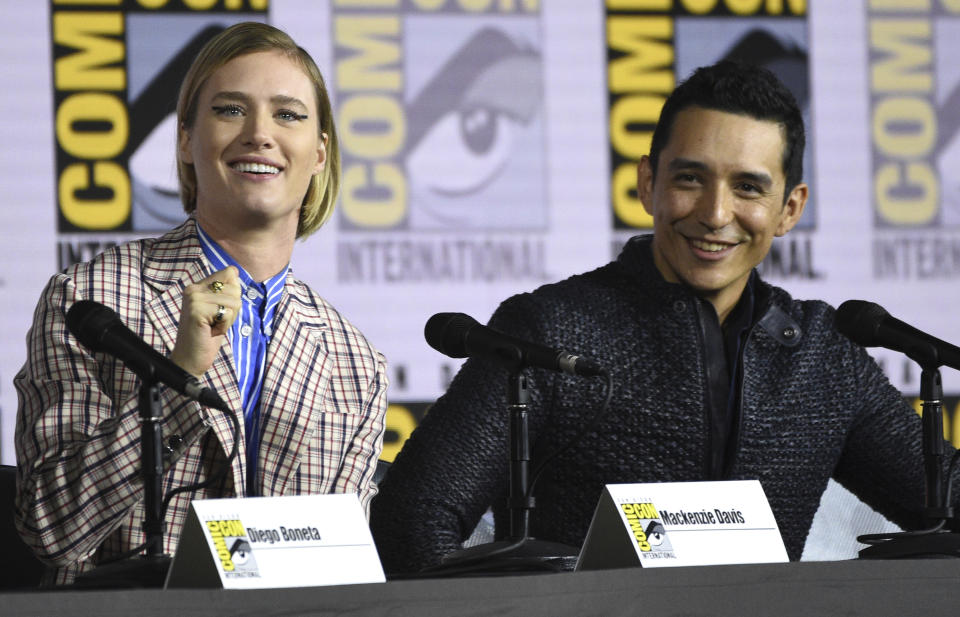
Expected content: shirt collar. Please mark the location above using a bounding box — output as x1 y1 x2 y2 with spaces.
195 222 289 305
724 271 757 334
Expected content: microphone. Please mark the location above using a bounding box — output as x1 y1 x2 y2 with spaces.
835 299 960 371
424 312 604 377
66 300 231 412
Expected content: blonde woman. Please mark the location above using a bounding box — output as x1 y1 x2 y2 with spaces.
15 22 386 586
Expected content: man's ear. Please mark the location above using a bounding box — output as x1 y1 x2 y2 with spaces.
775 182 809 237
638 155 655 217
178 125 193 165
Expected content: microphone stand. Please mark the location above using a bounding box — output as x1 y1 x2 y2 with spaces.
73 374 172 587
860 364 960 559
139 377 172 569
427 359 579 576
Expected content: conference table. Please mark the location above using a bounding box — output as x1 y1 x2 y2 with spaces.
1 559 958 616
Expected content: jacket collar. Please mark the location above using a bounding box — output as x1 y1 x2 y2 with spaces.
617 234 801 346
137 218 332 496
254 283 333 495
141 218 248 491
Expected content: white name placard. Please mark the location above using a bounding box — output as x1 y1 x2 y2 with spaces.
577 480 788 570
165 493 385 589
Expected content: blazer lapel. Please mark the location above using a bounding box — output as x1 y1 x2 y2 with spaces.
141 220 247 494
256 277 332 496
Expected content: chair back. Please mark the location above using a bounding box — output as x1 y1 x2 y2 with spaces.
0 465 45 589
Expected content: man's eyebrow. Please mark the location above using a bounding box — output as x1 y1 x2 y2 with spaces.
735 170 774 188
666 158 775 188
666 157 709 172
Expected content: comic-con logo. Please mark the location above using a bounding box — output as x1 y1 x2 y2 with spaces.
620 502 673 556
867 4 960 280
333 2 544 231
868 3 960 229
206 518 260 578
50 2 268 236
604 2 809 232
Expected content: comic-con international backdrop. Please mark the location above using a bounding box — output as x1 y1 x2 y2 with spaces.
4 1 960 468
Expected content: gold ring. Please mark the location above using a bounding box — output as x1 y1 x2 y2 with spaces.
213 305 226 324
209 280 224 293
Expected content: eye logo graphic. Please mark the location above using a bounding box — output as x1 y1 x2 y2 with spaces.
405 26 545 231
128 24 225 231
229 538 255 568
645 520 667 547
123 16 267 232
334 5 547 233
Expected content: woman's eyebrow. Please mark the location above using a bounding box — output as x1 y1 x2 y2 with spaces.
271 94 309 111
210 91 308 112
210 90 249 103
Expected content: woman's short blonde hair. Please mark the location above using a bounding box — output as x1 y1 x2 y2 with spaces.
176 22 339 239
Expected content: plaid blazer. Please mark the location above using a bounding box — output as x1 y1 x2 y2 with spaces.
14 220 387 585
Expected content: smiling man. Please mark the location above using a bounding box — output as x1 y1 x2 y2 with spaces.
371 61 957 575
639 105 806 324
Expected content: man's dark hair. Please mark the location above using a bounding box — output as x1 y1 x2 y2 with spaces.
648 60 805 201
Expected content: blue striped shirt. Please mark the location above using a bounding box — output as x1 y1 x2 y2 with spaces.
197 224 288 496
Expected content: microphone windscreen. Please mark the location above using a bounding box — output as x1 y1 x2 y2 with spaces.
424 312 478 358
66 300 121 351
835 300 889 347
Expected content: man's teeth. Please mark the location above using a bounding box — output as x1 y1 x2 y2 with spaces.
691 239 730 252
232 162 279 174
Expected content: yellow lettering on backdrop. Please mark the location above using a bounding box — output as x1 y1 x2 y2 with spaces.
607 0 672 9
56 92 128 159
53 12 125 91
869 0 930 9
59 163 131 229
874 162 937 224
871 20 932 92
610 95 661 159
680 0 716 14
607 17 673 94
382 405 418 462
342 164 407 226
340 95 406 157
872 96 936 158
335 17 402 90
336 0 399 7
613 163 651 227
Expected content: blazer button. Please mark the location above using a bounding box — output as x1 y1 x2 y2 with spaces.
166 435 184 453
673 300 686 313
782 327 797 339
